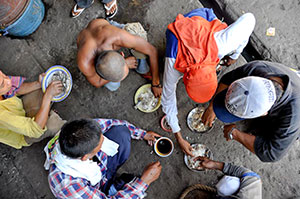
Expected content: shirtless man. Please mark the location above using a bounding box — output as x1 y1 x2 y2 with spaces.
77 19 162 96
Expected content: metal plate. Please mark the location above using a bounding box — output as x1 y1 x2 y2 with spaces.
41 65 72 102
134 84 161 113
184 143 213 172
187 107 213 133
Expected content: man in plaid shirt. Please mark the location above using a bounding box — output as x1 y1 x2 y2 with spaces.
44 118 162 198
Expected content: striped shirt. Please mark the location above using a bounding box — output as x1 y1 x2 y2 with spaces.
3 76 26 99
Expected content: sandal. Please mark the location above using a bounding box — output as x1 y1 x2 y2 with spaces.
71 4 85 18
104 0 118 19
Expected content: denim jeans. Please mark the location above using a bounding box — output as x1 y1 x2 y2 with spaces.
100 125 131 193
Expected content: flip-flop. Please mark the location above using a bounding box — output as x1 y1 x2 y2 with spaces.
104 0 118 19
71 4 85 18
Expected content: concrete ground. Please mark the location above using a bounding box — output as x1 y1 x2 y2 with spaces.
0 0 299 199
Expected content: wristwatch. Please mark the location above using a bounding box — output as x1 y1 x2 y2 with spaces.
228 128 236 140
152 83 162 88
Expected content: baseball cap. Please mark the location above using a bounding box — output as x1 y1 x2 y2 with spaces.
216 175 240 196
183 65 218 103
213 76 276 123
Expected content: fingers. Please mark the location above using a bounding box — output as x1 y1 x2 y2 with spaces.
207 120 213 127
152 87 162 98
185 147 194 157
148 140 154 146
51 80 63 86
153 161 161 167
150 132 162 138
193 156 206 162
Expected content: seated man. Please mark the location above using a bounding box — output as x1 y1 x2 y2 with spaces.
44 118 162 198
203 61 300 162
77 19 162 96
0 70 66 149
161 8 256 156
194 157 262 199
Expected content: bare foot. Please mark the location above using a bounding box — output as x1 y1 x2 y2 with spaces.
105 0 117 15
125 56 138 69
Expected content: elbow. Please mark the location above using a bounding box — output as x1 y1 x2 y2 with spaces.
242 13 256 29
256 150 284 162
148 45 158 57
258 156 281 163
93 83 103 88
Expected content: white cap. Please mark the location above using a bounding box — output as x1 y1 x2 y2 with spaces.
216 175 240 196
225 76 276 119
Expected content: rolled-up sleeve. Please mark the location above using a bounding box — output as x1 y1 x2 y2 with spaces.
0 110 46 138
161 57 183 133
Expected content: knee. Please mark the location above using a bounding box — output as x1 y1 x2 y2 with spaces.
105 125 131 146
108 126 131 158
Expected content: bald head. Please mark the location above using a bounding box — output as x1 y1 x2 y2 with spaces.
95 51 127 82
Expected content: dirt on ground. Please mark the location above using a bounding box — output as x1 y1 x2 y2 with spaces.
0 0 299 199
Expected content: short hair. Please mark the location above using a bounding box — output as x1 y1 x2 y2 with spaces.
59 119 102 158
95 50 126 82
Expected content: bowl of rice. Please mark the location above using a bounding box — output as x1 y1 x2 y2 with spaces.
134 84 161 113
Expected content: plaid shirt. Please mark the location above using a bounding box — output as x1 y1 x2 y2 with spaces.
48 118 148 199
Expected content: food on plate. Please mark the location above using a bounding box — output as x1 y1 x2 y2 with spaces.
49 71 71 95
136 87 159 111
187 144 210 170
190 108 209 132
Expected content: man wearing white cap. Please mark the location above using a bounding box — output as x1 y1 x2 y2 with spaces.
194 157 262 199
202 61 300 162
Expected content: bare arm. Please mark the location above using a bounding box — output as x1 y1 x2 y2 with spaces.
119 30 161 86
34 81 63 129
174 132 194 156
233 129 256 153
16 74 44 95
17 81 40 95
224 125 256 153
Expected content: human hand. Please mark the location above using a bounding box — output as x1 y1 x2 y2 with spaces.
38 73 46 85
125 56 138 69
141 161 162 185
223 124 237 141
151 86 162 98
193 156 224 171
177 137 193 156
144 131 161 146
220 56 237 67
45 81 63 99
202 106 216 127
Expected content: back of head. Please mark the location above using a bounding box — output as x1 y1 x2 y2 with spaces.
59 119 101 158
95 50 126 82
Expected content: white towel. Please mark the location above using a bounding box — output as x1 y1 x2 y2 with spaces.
44 135 119 186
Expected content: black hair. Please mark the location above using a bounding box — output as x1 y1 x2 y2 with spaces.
95 50 126 82
59 119 102 158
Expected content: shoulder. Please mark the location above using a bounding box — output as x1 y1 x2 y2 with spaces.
48 165 88 192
